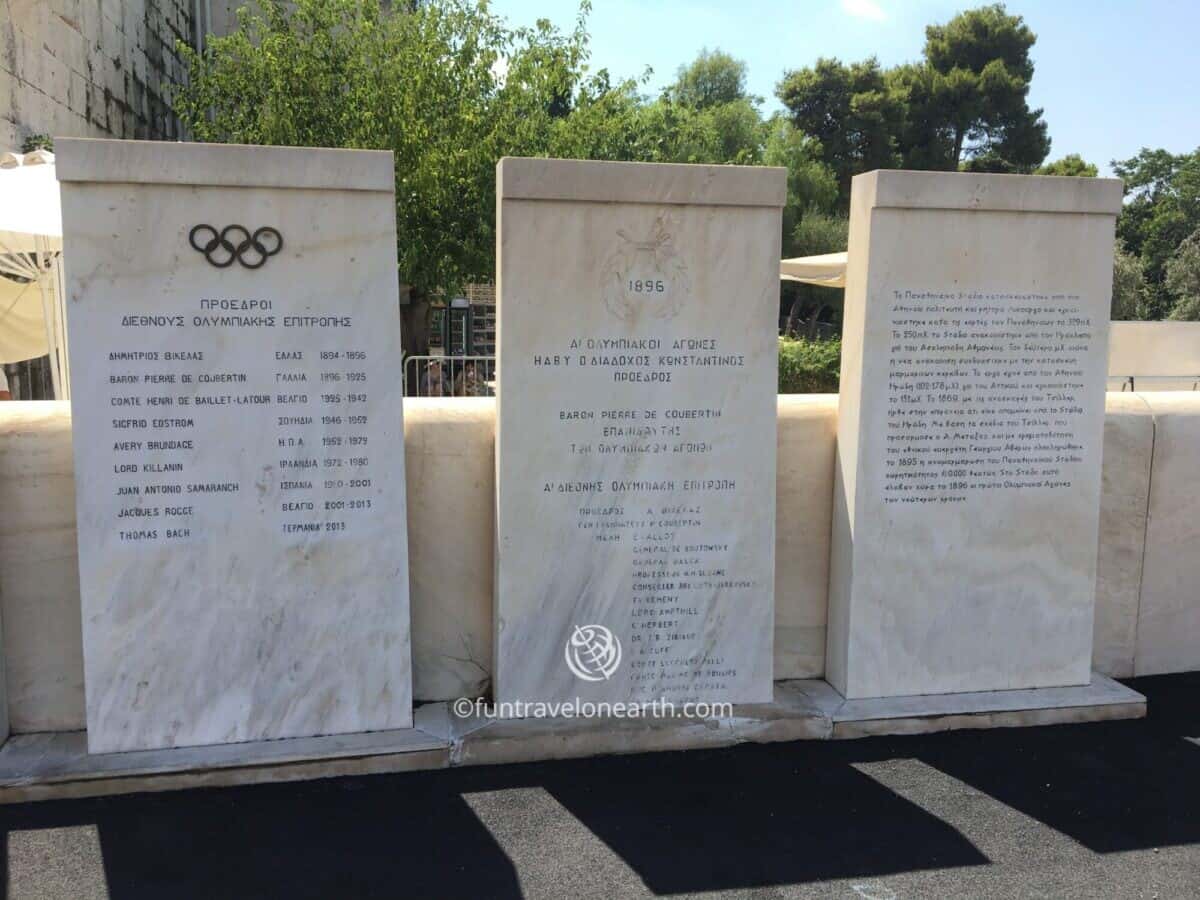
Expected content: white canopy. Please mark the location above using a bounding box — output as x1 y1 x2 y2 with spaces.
780 251 847 289
0 277 50 362
0 150 69 394
0 149 62 257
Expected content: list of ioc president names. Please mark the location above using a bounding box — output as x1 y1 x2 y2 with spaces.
107 299 379 543
534 336 752 698
883 289 1096 505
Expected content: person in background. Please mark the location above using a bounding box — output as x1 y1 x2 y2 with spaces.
419 359 447 397
0 367 11 400
453 360 490 397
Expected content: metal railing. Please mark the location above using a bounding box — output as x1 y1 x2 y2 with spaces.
3 358 55 400
404 355 495 397
1111 375 1200 391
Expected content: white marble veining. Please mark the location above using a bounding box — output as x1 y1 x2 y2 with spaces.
494 157 785 708
57 139 411 753
828 170 1123 699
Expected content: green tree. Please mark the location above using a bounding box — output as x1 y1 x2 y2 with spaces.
775 56 900 201
885 62 953 170
919 3 1050 172
547 73 646 161
1113 147 1200 318
1113 148 1187 205
174 0 599 356
778 337 841 393
790 209 848 257
669 48 755 110
1037 154 1098 177
762 115 838 247
777 4 1051 201
1166 229 1200 321
1111 241 1147 320
641 49 767 166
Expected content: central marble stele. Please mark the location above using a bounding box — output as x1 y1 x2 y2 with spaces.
494 157 786 710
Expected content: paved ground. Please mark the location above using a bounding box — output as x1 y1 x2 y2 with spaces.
2 673 1199 899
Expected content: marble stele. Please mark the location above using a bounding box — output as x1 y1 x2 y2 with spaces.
494 157 786 709
828 169 1124 700
57 139 412 753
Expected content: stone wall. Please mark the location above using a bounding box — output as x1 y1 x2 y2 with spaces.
0 394 1196 733
1107 322 1200 391
1 0 197 152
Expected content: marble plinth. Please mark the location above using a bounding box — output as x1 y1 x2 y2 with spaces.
494 157 786 708
804 674 1146 739
57 139 412 752
828 170 1124 699
0 674 1144 803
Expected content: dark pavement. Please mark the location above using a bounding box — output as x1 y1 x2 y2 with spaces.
3 673 1200 899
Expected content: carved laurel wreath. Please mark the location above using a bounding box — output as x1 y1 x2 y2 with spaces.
601 214 691 322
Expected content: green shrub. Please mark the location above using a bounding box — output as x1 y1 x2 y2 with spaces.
778 337 840 393
20 134 53 153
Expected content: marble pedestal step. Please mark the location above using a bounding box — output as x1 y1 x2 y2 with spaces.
0 675 1144 803
798 674 1147 739
0 728 452 804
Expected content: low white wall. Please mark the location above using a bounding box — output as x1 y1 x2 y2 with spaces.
1132 394 1200 675
0 403 81 732
1093 394 1154 676
0 394 1196 733
1108 322 1200 391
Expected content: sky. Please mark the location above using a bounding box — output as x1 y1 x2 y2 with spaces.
486 0 1200 177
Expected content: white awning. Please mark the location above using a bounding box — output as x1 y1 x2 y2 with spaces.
0 150 69 393
0 150 63 258
780 251 847 289
0 276 50 363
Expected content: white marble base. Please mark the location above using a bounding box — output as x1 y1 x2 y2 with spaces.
0 674 1144 803
801 673 1146 739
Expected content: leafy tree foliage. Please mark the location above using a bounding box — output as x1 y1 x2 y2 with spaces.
789 209 849 258
175 4 828 298
778 337 840 393
174 0 581 330
776 57 900 199
1166 229 1200 321
669 48 755 110
1037 154 1098 177
918 3 1048 172
1113 147 1200 319
762 116 839 251
777 4 1050 204
1111 241 1147 321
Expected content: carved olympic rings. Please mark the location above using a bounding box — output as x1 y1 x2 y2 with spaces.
188 225 283 270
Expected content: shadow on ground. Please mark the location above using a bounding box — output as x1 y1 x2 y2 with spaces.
0 673 1195 899
903 672 1200 855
